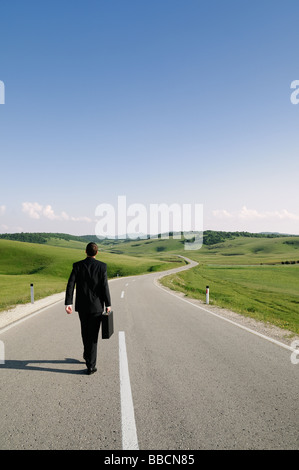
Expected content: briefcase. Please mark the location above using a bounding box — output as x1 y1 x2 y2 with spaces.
102 310 114 339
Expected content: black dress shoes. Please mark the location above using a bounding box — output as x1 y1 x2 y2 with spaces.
87 367 97 375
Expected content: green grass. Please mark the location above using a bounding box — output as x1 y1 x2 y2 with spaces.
101 235 299 334
100 236 186 256
0 239 184 311
1 234 299 335
159 235 299 335
181 235 299 265
161 264 299 334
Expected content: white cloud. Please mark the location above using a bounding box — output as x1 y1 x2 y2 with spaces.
239 206 265 219
22 202 92 223
71 216 93 222
212 209 233 218
240 207 299 221
273 209 299 221
42 204 58 220
0 205 6 215
213 206 299 221
22 202 43 219
61 211 70 220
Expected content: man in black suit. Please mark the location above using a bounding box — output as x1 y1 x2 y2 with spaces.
65 242 111 375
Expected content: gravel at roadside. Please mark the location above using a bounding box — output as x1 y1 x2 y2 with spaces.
0 292 65 330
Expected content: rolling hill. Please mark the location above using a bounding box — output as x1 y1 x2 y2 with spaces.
0 237 185 311
0 232 298 334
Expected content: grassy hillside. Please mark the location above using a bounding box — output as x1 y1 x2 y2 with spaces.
0 239 184 311
174 235 299 265
102 236 186 256
159 235 299 335
1 233 298 335
98 234 299 334
161 264 299 333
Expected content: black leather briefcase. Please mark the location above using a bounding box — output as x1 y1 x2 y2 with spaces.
102 310 114 339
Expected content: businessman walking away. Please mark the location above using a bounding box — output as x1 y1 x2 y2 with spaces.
65 242 111 375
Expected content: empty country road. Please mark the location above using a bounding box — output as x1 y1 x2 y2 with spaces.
0 259 298 450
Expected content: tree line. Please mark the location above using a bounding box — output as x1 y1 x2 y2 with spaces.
0 230 293 246
0 232 94 244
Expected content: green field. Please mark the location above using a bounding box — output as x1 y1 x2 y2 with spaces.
0 233 299 335
159 235 299 335
0 238 184 311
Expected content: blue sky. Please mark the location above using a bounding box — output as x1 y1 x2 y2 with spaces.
0 0 299 236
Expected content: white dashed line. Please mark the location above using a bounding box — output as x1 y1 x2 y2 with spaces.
121 291 125 298
119 331 139 450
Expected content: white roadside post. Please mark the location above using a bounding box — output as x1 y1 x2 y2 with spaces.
206 285 209 305
30 283 34 304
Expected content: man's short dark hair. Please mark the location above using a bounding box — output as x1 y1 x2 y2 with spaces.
86 242 98 257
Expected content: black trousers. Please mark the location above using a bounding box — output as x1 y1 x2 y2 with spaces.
78 311 102 369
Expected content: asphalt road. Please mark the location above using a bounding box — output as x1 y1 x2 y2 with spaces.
0 259 298 450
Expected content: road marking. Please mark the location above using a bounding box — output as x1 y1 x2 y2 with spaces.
119 331 139 450
121 291 125 298
155 279 296 353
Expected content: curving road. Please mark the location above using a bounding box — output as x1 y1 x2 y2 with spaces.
0 258 298 450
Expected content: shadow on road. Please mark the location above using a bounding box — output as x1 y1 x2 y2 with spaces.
0 357 87 375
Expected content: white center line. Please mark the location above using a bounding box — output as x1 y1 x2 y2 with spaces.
119 331 139 450
121 290 125 298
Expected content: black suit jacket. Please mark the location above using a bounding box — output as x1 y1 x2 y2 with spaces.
65 257 111 314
